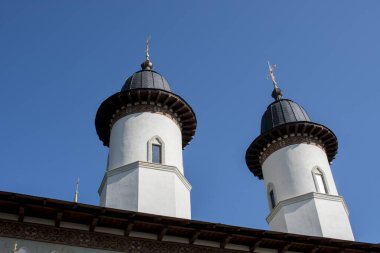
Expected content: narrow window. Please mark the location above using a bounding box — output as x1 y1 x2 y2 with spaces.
269 189 276 209
315 171 327 194
148 136 165 164
312 167 329 194
152 144 162 164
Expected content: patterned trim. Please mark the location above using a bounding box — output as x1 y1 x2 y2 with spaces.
0 219 241 253
110 104 182 129
260 135 325 164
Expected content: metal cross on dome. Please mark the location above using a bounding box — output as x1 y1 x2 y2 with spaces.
267 61 283 100
145 35 151 61
267 61 279 89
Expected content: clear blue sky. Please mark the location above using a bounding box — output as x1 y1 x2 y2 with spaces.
1 0 379 243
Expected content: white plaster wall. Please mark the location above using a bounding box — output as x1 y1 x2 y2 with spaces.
268 197 354 240
276 198 323 236
138 167 176 216
263 143 354 240
267 208 288 233
262 143 338 203
314 198 354 240
108 112 184 173
100 168 139 211
174 174 191 219
0 237 118 253
99 163 191 219
137 166 191 219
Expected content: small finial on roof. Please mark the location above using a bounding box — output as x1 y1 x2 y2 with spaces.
141 35 153 70
267 61 283 100
74 177 79 203
13 242 18 253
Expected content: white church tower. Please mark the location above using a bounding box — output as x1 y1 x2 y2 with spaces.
245 63 354 240
95 43 196 219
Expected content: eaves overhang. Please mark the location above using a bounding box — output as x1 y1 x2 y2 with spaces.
0 191 377 253
95 88 197 149
245 121 338 179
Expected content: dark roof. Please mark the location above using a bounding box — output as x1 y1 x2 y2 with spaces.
121 70 171 92
1 191 378 253
261 99 310 133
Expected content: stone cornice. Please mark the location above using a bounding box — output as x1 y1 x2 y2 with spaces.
98 161 192 195
266 192 349 223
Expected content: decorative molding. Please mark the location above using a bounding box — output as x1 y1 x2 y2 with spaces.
266 192 349 223
246 122 338 179
260 135 325 164
0 219 242 253
311 166 331 194
110 104 182 130
95 89 197 148
147 135 166 164
98 161 192 195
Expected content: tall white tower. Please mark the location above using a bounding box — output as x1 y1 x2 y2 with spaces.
245 64 354 240
95 50 196 219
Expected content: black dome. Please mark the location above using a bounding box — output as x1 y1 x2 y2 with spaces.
121 70 171 92
261 99 310 133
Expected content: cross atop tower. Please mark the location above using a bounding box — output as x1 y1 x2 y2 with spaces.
145 35 151 61
267 61 283 100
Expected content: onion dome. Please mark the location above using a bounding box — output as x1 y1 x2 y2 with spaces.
95 56 196 149
245 65 337 179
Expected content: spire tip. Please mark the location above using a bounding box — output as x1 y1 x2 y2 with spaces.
141 35 153 70
267 61 283 100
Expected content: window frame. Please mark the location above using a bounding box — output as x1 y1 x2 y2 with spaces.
312 167 329 194
147 136 165 164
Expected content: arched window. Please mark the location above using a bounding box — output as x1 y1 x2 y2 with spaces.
267 183 276 210
312 167 329 194
147 136 165 164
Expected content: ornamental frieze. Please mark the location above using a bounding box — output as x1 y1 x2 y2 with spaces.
0 219 241 253
110 104 182 129
260 135 325 164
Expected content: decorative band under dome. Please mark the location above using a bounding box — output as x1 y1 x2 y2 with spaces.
245 121 338 179
95 88 196 148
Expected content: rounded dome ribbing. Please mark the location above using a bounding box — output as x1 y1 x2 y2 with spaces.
121 70 171 92
261 99 310 133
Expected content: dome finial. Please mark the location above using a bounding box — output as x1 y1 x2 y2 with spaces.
141 35 153 70
145 35 151 61
267 61 283 100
